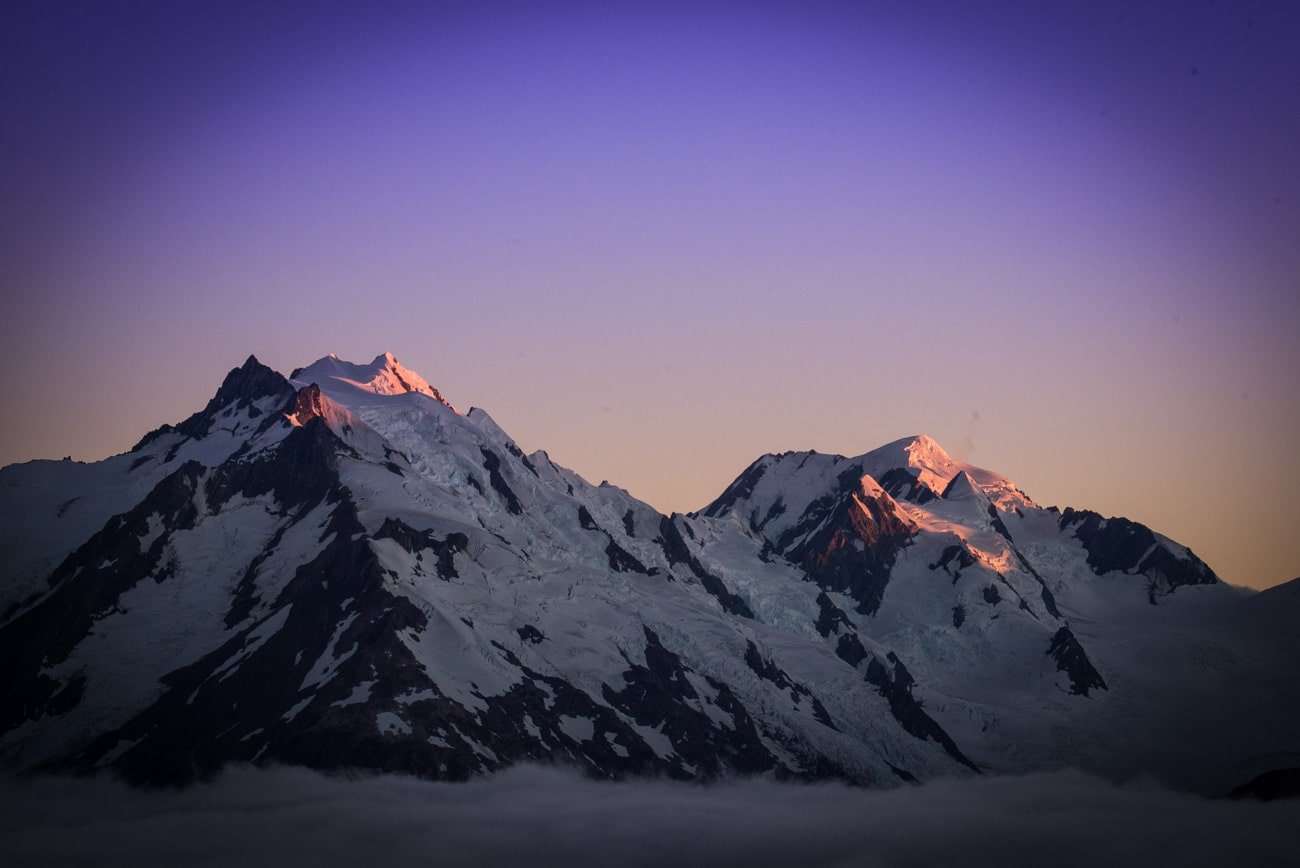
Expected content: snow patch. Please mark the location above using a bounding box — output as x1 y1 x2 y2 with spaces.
376 712 412 736
557 715 595 744
282 696 313 722
332 680 377 707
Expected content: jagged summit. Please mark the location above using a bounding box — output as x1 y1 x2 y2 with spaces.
291 352 455 410
702 434 1034 523
131 355 294 451
866 434 951 474
205 355 292 410
860 435 1034 512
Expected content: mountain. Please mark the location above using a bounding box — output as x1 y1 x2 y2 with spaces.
0 353 1295 792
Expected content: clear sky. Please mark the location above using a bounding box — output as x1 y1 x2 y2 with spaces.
2 1 1297 588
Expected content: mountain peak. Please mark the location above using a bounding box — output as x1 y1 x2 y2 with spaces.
131 355 293 450
905 433 949 457
889 434 954 466
178 356 293 434
856 435 1036 511
861 434 958 493
291 353 456 411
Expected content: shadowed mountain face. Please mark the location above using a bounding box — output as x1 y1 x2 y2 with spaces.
0 354 1296 792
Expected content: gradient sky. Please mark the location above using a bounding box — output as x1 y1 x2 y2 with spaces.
2 1 1297 588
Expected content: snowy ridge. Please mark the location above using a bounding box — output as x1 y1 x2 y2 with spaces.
857 434 1034 511
0 353 1295 793
291 352 456 410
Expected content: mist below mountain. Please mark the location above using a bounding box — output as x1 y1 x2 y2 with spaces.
3 764 1298 868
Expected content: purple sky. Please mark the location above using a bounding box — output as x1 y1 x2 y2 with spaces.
2 1 1297 588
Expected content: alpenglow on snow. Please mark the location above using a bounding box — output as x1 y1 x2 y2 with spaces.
0 353 1295 792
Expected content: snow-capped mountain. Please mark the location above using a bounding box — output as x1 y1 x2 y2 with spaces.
0 353 1295 792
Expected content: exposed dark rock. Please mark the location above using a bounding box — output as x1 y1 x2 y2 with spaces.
224 525 289 628
814 591 852 638
985 503 1013 538
889 764 918 783
373 517 467 579
1038 584 1061 619
656 515 692 566
132 423 178 452
1060 508 1218 602
810 698 838 730
835 632 869 667
205 417 348 515
285 384 331 427
1047 627 1108 696
930 544 975 583
877 467 937 504
0 460 207 732
516 625 545 644
694 571 751 617
698 458 768 518
467 667 659 779
952 605 966 628
657 516 753 618
68 498 447 784
0 419 377 760
984 505 1062 618
755 497 786 531
782 478 915 616
1061 508 1154 572
479 447 523 515
743 641 839 731
134 356 295 450
864 654 979 772
605 538 649 574
744 641 797 691
577 507 650 574
502 441 539 477
600 628 777 779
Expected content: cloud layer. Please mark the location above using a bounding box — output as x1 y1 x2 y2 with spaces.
2 765 1296 867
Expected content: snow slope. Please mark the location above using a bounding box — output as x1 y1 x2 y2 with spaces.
0 353 1294 793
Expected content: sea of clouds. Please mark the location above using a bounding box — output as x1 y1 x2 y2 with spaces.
1 765 1296 867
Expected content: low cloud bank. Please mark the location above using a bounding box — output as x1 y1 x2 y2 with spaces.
2 765 1296 867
